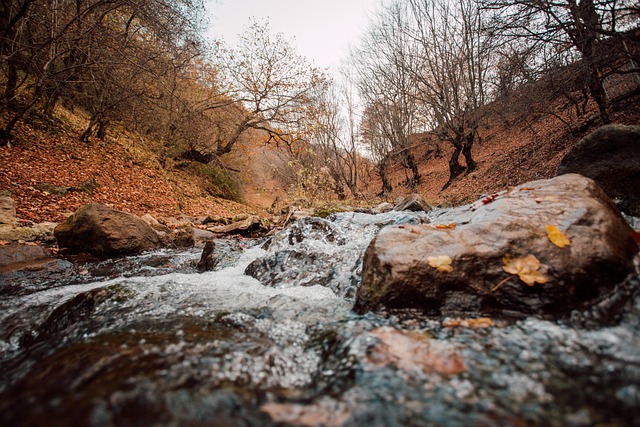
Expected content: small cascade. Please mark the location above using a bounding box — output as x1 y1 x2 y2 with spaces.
0 210 639 426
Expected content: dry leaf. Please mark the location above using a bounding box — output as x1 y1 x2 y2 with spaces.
519 187 535 191
434 223 456 229
443 318 495 329
502 254 548 286
428 255 454 273
546 225 570 248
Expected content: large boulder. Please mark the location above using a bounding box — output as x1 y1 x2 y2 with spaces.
557 124 640 215
355 174 638 318
54 204 163 256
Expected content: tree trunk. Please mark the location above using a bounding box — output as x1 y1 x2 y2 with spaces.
588 70 610 124
2 56 19 106
442 143 465 191
462 131 477 173
79 113 99 142
377 157 393 196
96 119 109 139
403 151 421 189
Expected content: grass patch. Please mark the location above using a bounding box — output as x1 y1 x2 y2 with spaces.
200 164 244 203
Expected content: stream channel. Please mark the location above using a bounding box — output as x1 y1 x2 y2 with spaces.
1 210 639 426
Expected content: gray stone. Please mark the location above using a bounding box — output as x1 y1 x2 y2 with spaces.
355 174 638 317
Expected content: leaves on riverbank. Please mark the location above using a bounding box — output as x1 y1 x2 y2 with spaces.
546 225 571 248
428 255 454 273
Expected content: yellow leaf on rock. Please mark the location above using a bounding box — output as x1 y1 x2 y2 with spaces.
502 254 548 286
428 255 454 273
546 225 571 248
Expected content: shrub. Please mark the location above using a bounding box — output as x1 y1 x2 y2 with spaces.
199 164 244 203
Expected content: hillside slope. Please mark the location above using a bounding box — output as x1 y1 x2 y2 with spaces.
1 93 638 225
0 109 260 224
375 93 640 206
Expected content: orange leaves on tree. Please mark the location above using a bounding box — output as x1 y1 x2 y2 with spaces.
492 254 548 292
546 225 571 248
428 255 453 273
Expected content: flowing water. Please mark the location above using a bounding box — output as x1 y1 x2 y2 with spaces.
1 211 639 426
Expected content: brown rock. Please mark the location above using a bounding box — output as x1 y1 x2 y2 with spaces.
355 174 638 317
197 240 218 272
0 196 18 226
367 327 465 376
393 194 431 212
54 204 163 257
557 124 640 215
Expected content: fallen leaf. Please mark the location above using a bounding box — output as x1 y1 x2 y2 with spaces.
502 254 548 286
519 187 535 191
0 240 10 246
443 318 495 329
546 225 571 248
428 255 454 273
434 223 456 229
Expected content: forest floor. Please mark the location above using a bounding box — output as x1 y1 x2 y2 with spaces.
1 92 638 225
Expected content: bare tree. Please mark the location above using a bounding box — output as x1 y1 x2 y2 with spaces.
213 20 327 157
310 75 362 199
350 2 423 193
480 0 640 124
0 0 205 141
403 0 490 189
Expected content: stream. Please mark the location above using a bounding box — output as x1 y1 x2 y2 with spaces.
1 210 639 426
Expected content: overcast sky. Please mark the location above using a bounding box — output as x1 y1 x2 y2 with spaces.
205 0 380 73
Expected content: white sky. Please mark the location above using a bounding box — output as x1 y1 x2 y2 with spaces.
205 0 380 73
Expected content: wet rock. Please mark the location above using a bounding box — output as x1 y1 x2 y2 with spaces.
54 203 163 257
192 228 216 245
355 174 638 317
394 194 431 212
557 124 640 215
197 241 218 272
0 244 49 266
366 327 465 376
261 398 350 427
0 244 73 294
246 217 348 292
246 212 430 298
